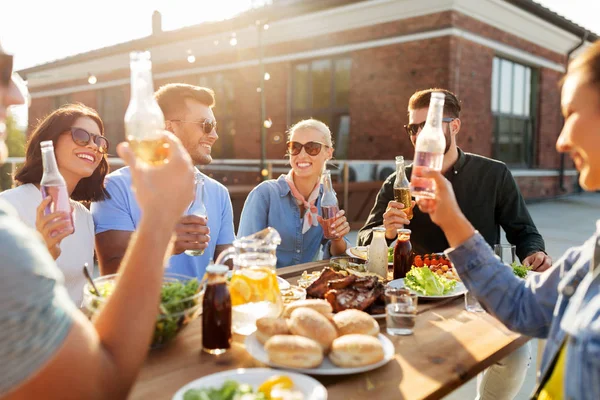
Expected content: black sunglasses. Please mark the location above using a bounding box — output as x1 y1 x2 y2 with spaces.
69 127 109 154
287 141 328 156
171 118 217 134
0 53 14 88
404 118 456 136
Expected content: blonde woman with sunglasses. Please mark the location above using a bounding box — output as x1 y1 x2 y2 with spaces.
0 103 109 304
238 119 350 268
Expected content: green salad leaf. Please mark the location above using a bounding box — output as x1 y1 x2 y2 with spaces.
387 247 394 263
404 266 457 296
510 262 531 278
183 380 266 400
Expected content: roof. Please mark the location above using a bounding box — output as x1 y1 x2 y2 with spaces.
507 0 598 41
18 0 598 75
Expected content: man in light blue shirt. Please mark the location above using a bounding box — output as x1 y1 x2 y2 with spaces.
92 84 235 279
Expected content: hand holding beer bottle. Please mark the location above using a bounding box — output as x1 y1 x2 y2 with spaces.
383 156 415 240
124 51 169 165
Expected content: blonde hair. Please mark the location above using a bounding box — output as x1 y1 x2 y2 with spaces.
287 119 334 147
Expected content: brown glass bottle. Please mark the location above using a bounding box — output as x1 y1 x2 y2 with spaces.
393 229 413 280
202 264 232 355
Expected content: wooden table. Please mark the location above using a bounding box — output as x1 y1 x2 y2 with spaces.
130 261 530 400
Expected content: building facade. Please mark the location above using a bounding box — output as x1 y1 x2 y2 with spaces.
20 0 597 198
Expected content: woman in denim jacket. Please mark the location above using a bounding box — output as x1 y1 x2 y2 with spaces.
238 119 350 268
416 41 600 400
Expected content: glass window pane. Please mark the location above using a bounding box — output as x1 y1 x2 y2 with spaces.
524 68 531 117
491 58 500 113
334 114 351 159
293 64 309 110
312 59 332 110
499 59 513 114
512 64 525 116
334 58 351 107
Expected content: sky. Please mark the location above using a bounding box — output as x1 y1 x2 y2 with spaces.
0 0 599 71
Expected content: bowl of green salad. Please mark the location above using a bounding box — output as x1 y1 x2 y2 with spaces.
83 273 204 348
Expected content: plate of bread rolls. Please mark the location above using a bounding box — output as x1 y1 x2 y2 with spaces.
245 299 395 375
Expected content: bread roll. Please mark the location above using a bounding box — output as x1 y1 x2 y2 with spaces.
333 309 380 337
329 334 385 368
283 299 333 318
289 308 337 351
256 317 289 344
264 335 323 368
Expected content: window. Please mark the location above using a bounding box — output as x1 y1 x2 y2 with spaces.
195 73 236 159
291 57 351 159
96 86 126 155
491 57 537 167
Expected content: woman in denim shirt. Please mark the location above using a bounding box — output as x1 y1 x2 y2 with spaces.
417 41 600 400
238 119 350 268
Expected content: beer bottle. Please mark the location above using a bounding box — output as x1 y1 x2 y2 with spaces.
124 51 167 165
40 140 74 234
410 92 446 199
320 170 339 240
185 173 207 257
393 156 412 219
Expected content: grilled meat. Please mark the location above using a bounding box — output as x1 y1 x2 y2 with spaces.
306 268 346 298
327 275 357 290
325 286 380 313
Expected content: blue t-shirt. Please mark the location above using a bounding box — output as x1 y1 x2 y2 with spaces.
91 167 235 279
238 175 345 269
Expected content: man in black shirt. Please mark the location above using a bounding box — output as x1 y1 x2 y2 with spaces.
358 88 546 400
358 88 551 271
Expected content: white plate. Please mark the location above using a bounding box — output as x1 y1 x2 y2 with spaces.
172 368 327 400
346 246 393 266
387 278 467 300
245 333 395 376
226 271 291 291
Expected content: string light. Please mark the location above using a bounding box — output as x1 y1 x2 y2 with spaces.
229 33 238 46
263 118 272 128
263 24 269 30
187 50 196 63
88 74 97 85
264 72 271 81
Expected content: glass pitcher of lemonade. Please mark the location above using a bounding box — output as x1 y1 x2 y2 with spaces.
215 228 282 335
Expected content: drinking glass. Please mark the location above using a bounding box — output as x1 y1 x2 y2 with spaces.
494 244 516 265
465 291 484 313
385 287 418 335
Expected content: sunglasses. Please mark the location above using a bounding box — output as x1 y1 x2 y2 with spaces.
170 118 217 134
69 127 109 154
0 54 14 88
404 118 456 137
287 141 328 156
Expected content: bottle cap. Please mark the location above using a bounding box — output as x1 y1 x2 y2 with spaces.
206 264 229 275
397 228 412 235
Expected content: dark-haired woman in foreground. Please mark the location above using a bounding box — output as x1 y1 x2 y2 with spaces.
417 41 600 400
0 103 109 303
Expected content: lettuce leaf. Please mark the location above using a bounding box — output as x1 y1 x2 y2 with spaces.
404 267 457 296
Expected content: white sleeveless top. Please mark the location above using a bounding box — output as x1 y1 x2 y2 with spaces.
0 183 94 305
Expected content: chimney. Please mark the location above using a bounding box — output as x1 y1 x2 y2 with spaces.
152 11 162 35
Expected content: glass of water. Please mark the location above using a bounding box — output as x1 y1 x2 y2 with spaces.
385 287 418 336
465 290 484 312
494 244 516 265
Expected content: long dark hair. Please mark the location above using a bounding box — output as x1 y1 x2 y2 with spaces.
14 103 110 201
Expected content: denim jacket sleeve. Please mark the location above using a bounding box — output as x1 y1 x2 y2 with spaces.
237 185 270 238
446 233 582 338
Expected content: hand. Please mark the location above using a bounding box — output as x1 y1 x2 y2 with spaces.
523 251 552 272
414 171 464 229
35 196 74 260
383 200 414 240
318 209 350 240
117 131 194 227
172 215 210 255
